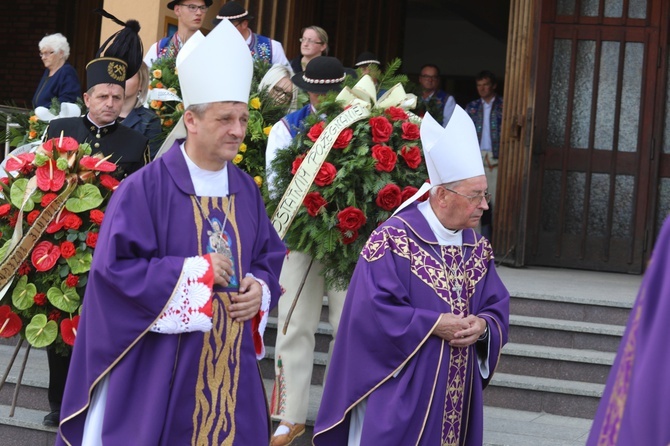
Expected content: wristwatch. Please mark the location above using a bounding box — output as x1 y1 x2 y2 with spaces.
477 324 489 341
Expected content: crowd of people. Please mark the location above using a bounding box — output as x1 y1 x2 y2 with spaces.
8 1 527 445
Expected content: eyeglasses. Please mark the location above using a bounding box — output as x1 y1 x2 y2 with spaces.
39 51 54 58
179 3 208 12
442 187 491 205
299 38 324 45
419 74 440 80
271 85 293 100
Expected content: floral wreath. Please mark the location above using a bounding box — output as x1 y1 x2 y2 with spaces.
267 89 429 290
0 136 119 354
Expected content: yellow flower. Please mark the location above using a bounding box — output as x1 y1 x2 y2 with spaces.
254 176 263 187
176 103 184 112
153 69 162 79
263 126 272 136
239 143 247 153
249 97 261 109
233 154 243 164
168 87 178 95
29 115 39 123
29 130 37 139
150 100 162 110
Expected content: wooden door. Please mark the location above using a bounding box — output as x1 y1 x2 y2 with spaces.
526 0 666 272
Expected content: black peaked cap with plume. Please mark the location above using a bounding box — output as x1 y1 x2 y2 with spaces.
94 8 144 79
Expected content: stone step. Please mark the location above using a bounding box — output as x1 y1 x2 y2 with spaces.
0 404 57 446
510 294 631 326
260 346 328 386
498 343 615 384
264 316 333 356
509 314 624 352
485 372 603 419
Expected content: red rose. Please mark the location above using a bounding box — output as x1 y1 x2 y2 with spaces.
65 273 79 287
48 309 61 322
340 228 359 245
307 121 325 142
8 211 18 228
371 144 397 172
369 116 393 143
401 186 419 203
332 128 353 149
27 210 40 225
18 261 31 276
0 177 9 185
376 184 402 211
31 241 60 271
41 193 58 207
337 206 367 231
401 122 420 140
291 154 306 175
34 293 47 306
100 174 120 191
63 213 83 230
90 209 105 226
303 192 328 217
86 231 98 248
0 203 11 218
314 162 337 187
400 145 422 169
386 107 409 121
60 241 77 259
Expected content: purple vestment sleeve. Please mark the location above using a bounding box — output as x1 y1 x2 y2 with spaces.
587 217 670 446
314 203 509 446
57 141 285 445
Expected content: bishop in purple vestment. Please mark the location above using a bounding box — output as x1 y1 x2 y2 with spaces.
56 20 285 446
587 217 670 446
313 108 510 446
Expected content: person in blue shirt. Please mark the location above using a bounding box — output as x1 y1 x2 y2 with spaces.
33 33 81 108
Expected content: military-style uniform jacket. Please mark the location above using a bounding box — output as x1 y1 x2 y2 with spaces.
47 116 150 178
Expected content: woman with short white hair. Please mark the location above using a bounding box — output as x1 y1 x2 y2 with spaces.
259 64 299 113
33 33 81 108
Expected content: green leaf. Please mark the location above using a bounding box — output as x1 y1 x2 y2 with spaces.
11 275 37 310
65 250 93 275
46 285 80 313
10 178 34 212
0 239 12 261
66 233 78 242
65 184 103 213
25 314 58 348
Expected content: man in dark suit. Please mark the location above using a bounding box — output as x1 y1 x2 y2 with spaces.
47 56 149 179
42 54 148 427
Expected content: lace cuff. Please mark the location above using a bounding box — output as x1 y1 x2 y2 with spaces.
247 273 270 359
151 255 214 334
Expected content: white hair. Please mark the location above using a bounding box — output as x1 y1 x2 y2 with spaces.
258 64 299 112
39 33 70 59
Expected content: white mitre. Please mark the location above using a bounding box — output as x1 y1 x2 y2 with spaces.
155 20 253 157
394 106 485 214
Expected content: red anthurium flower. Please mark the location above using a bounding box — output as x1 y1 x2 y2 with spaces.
42 136 79 152
0 305 22 338
30 240 61 271
0 203 11 218
5 153 35 172
60 315 80 346
36 159 66 192
99 174 120 191
79 156 117 172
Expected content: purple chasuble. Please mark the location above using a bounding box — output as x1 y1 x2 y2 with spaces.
587 217 670 445
56 141 285 445
313 203 509 446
